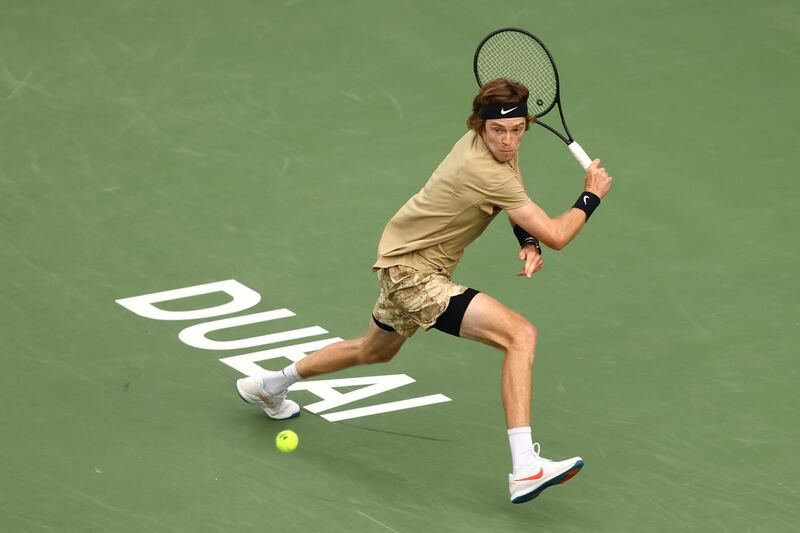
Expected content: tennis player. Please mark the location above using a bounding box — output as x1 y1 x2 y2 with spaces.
237 78 612 503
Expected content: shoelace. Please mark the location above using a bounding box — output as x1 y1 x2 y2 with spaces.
531 442 552 463
259 387 286 408
259 393 286 409
255 375 288 407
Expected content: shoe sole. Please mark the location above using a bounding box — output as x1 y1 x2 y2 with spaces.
235 380 301 420
511 459 584 504
270 410 301 420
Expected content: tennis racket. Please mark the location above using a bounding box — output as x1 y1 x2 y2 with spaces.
473 27 593 170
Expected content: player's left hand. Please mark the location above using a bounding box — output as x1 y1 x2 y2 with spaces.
516 245 543 278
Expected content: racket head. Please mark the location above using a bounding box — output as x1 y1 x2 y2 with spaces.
473 28 560 118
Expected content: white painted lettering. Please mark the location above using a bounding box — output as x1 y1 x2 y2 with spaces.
219 338 342 376
321 395 451 422
115 279 260 321
118 280 454 422
291 374 416 413
179 309 327 350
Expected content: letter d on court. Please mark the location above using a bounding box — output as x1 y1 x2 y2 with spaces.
115 279 261 321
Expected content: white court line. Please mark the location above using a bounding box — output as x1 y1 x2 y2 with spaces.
356 510 400 533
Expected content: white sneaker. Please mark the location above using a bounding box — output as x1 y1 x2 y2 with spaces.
235 375 300 420
508 443 584 504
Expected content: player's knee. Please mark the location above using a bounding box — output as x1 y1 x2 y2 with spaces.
508 320 537 354
523 322 538 347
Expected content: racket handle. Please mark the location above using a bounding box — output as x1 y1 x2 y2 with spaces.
568 141 592 171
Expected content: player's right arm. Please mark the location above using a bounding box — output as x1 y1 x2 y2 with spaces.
505 160 612 250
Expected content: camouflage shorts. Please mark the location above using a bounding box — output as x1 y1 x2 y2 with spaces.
372 265 468 338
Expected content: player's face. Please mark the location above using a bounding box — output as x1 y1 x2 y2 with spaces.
482 118 526 163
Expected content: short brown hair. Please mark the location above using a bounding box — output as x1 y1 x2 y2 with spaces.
466 78 536 133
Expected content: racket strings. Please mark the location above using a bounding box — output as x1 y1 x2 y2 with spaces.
476 31 557 116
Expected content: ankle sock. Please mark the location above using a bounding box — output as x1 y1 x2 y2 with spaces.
262 363 302 395
508 426 535 473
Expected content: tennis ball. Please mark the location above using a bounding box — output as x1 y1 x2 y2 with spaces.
275 430 299 453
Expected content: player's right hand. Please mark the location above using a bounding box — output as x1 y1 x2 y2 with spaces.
584 159 612 198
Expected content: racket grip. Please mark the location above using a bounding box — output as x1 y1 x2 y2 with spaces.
568 141 592 171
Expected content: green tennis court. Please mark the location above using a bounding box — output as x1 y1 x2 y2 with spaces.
2 1 798 531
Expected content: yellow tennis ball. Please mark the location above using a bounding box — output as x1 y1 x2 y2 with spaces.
275 430 298 453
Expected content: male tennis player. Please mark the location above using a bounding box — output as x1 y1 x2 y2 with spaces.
237 78 612 503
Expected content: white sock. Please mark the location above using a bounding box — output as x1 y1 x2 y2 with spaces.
262 363 302 395
508 426 535 473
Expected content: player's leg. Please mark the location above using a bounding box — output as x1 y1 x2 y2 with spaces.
438 291 583 503
235 317 406 419
236 267 420 419
457 292 537 429
296 317 407 377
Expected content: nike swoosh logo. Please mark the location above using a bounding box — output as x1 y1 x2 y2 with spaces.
500 106 518 115
513 467 544 482
583 195 590 205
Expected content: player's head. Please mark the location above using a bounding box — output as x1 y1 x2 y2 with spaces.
468 79 535 163
467 78 536 134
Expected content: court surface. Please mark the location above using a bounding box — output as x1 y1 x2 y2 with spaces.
2 1 799 531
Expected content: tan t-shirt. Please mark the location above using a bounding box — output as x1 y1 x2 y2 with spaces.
373 130 532 276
